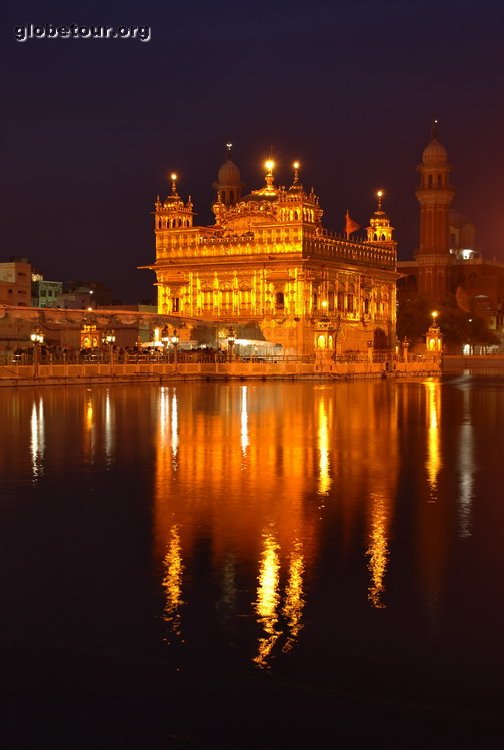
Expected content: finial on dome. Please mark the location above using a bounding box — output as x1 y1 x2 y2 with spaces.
170 172 178 195
264 159 275 190
377 189 383 211
293 161 300 185
431 119 439 140
226 142 233 155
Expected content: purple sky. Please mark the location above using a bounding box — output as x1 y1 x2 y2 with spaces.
2 0 504 302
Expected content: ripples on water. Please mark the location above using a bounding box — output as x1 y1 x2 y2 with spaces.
1 378 503 745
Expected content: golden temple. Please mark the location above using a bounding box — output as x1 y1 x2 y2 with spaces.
142 147 399 355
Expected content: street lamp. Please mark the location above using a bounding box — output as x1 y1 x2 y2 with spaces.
402 337 410 362
170 329 179 365
87 289 94 311
101 329 115 372
30 327 44 376
227 328 235 362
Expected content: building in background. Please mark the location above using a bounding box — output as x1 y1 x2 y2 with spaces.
0 258 32 307
397 125 504 332
142 149 398 355
31 272 63 308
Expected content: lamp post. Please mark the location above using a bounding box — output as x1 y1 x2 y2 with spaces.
227 328 235 362
102 329 115 373
170 329 179 365
87 289 94 311
161 326 170 360
30 327 44 377
402 337 409 363
367 339 374 362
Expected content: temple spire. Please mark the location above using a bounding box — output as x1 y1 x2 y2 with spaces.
170 172 178 196
431 119 439 140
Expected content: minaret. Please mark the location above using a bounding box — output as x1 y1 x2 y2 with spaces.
415 121 455 301
213 143 244 208
366 190 396 249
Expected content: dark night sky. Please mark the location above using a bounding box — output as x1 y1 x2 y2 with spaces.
1 0 504 303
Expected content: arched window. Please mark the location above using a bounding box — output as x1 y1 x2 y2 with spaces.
428 174 433 188
275 292 284 308
229 190 234 204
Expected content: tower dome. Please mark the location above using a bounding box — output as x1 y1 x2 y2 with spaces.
218 158 241 184
421 120 448 166
422 139 448 167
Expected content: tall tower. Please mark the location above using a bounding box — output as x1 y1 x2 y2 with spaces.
213 144 244 208
415 122 455 301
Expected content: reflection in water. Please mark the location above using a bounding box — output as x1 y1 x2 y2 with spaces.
159 386 169 446
317 398 331 495
458 388 474 538
253 533 306 666
217 554 237 625
425 380 442 499
84 391 96 463
171 389 179 460
240 385 249 457
162 524 184 642
150 383 402 664
253 530 282 668
104 390 114 468
281 540 305 653
30 397 45 480
367 493 388 608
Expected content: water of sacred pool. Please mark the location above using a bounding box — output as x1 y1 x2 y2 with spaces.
0 378 503 748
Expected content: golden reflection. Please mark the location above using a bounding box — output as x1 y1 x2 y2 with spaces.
159 386 169 448
30 397 45 480
83 391 96 463
240 385 249 456
162 524 184 641
104 390 114 467
253 530 282 668
171 388 179 459
281 540 305 652
150 383 399 660
317 397 331 495
367 492 388 608
425 380 442 497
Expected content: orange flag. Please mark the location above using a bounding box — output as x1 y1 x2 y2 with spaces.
345 209 360 239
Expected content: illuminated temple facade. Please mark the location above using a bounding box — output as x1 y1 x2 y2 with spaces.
144 150 398 354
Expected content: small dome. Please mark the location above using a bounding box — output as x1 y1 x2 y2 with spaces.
422 138 448 167
217 158 241 185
